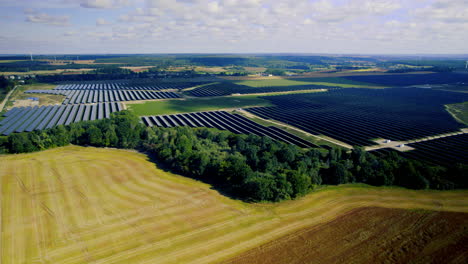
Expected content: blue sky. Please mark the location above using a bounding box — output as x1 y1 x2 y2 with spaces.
0 0 467 54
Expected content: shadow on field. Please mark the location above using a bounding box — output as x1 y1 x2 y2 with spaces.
141 149 246 202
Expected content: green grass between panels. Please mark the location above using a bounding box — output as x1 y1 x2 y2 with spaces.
127 96 272 116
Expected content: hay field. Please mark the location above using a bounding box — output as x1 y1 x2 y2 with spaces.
1 146 467 264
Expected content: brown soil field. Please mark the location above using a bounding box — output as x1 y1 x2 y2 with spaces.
224 207 468 264
120 66 155 72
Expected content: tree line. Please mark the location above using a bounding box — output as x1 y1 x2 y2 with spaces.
0 111 466 202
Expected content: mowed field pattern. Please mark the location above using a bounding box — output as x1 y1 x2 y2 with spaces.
1 146 468 264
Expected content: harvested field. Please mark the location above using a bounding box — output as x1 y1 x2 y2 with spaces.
1 146 467 264
223 207 468 264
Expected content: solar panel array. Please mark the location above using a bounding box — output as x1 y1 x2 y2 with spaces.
142 111 317 148
0 102 123 135
54 82 192 90
25 90 181 104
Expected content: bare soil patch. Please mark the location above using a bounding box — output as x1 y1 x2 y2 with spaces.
223 207 468 264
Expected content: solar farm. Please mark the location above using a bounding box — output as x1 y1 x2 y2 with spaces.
246 88 468 146
26 89 181 104
187 82 333 97
0 80 192 135
142 111 317 148
0 102 123 135
372 133 468 167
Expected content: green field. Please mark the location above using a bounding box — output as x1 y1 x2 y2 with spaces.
235 77 382 88
127 96 271 116
446 102 468 125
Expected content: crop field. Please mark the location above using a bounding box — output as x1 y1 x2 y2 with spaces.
246 88 468 146
142 111 317 148
224 207 468 264
0 102 123 135
344 72 468 86
0 68 95 76
372 134 468 167
127 96 271 116
1 146 467 264
187 82 334 97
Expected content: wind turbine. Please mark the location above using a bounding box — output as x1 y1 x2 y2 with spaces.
465 60 468 70
30 52 33 61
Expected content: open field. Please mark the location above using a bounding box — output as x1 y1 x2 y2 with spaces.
5 83 63 109
224 207 468 264
235 77 381 88
220 71 434 81
126 96 271 116
1 146 467 264
6 83 62 106
0 60 28 63
446 102 468 125
120 66 155 72
0 68 94 76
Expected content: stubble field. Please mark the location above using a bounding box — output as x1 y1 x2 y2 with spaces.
1 146 467 263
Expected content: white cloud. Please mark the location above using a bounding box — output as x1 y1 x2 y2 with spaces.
26 12 70 26
2 0 467 53
80 0 129 9
96 18 111 25
413 0 468 23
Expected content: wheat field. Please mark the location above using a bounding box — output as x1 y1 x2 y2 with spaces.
1 146 467 263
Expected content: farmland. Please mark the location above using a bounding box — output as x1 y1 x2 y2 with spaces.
1 146 467 264
127 96 271 116
246 88 468 146
224 207 468 264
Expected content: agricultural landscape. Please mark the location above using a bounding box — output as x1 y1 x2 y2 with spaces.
1 53 467 264
1 0 468 262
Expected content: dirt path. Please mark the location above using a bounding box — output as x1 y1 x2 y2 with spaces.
238 109 353 149
0 85 19 112
365 129 468 152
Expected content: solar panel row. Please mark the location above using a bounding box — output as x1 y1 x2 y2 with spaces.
54 82 194 90
142 111 317 148
25 90 181 104
0 102 124 135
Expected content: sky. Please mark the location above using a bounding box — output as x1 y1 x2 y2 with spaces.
0 0 467 54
